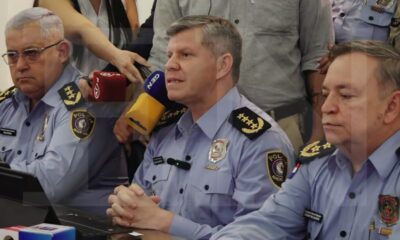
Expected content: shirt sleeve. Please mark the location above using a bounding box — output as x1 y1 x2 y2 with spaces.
211 165 311 240
299 0 334 71
148 0 182 70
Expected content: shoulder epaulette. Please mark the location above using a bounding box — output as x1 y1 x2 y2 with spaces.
229 107 271 140
58 82 85 111
154 106 187 131
298 140 336 164
0 86 17 104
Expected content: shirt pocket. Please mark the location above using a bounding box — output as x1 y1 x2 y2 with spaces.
359 0 397 27
307 220 323 240
143 164 172 195
185 170 234 223
0 144 13 163
250 0 298 35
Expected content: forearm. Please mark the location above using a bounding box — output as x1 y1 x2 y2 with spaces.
305 71 325 142
125 0 139 30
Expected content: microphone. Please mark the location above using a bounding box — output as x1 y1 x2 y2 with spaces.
91 71 128 102
125 71 173 135
167 158 191 170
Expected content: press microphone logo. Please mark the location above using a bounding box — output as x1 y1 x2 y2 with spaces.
94 82 100 99
146 73 161 90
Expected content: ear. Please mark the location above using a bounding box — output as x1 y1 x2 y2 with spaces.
383 91 400 124
216 53 233 80
57 40 70 64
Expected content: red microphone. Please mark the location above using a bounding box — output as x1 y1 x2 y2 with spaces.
91 71 128 102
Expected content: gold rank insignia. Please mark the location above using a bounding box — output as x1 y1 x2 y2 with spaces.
71 110 95 139
209 139 229 163
58 82 85 111
230 107 271 140
0 86 17 104
266 151 289 188
298 140 335 164
154 105 187 130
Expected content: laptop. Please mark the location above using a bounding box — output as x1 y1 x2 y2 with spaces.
0 165 139 239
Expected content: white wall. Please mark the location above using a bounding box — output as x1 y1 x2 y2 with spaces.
0 0 155 91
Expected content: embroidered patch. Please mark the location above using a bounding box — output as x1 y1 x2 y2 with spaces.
230 107 270 140
71 110 95 139
266 151 288 188
379 195 399 226
58 82 85 111
154 106 187 130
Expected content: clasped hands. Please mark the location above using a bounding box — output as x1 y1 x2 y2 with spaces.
107 183 173 232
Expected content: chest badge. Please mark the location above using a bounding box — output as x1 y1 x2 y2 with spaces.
379 195 399 226
209 139 229 164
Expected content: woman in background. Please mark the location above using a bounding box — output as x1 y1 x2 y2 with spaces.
34 0 149 83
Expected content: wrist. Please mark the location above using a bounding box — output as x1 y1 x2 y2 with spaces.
155 209 174 232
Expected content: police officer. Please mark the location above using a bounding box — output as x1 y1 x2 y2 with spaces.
0 7 127 214
332 0 398 43
107 16 294 239
211 40 400 239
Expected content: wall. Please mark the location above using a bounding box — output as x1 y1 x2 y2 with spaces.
0 0 154 91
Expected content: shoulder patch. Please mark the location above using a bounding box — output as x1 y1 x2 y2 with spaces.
298 140 335 164
0 86 17 104
229 107 271 140
70 110 95 139
266 151 289 188
58 82 85 111
154 106 187 131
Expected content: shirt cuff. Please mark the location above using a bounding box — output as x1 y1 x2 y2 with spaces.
169 214 200 239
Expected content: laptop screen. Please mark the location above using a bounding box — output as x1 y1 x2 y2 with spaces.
0 166 58 227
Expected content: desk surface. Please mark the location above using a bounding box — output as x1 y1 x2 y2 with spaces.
110 229 183 240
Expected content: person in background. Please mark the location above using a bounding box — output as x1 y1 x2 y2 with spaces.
331 0 398 43
35 0 149 83
0 7 128 215
106 15 294 239
211 40 400 240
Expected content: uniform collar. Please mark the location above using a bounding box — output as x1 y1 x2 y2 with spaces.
368 130 400 179
176 87 241 139
41 64 80 108
330 131 400 179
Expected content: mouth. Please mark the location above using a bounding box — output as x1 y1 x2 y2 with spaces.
166 78 183 85
322 122 341 129
16 76 34 82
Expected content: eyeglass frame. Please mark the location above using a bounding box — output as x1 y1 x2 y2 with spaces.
1 39 64 66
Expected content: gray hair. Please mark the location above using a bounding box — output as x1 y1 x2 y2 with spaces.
5 7 64 40
329 40 400 97
166 15 242 82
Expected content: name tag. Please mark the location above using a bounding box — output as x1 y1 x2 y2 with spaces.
0 128 17 136
304 209 323 223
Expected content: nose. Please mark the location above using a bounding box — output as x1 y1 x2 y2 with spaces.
321 93 338 115
13 54 29 72
165 54 179 72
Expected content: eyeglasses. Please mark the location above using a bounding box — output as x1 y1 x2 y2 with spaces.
1 40 63 66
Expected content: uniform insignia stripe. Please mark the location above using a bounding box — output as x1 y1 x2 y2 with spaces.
0 86 17 104
230 107 270 140
58 82 85 111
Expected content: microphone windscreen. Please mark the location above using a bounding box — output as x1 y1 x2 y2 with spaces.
125 92 166 135
92 71 128 102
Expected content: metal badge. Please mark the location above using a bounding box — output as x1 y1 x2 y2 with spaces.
36 114 49 142
378 195 399 227
208 139 229 164
371 0 395 13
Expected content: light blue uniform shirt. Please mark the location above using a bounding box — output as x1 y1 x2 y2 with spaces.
134 87 294 239
332 0 398 43
0 64 128 214
211 130 400 240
